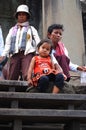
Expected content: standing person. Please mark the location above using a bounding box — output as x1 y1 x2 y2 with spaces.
0 26 6 80
0 26 4 56
0 4 40 80
47 24 86 81
27 39 66 93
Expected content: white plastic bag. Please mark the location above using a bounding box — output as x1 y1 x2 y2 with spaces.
80 72 86 83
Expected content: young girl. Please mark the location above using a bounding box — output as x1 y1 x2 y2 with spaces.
27 39 65 93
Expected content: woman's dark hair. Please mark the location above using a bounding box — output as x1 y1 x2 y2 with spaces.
47 24 64 34
15 12 30 19
37 39 53 54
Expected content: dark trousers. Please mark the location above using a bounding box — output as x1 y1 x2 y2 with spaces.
8 52 34 80
37 73 64 92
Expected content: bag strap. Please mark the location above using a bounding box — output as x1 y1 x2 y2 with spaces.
30 26 36 47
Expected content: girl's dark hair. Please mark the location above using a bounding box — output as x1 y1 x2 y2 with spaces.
37 39 53 54
47 24 64 34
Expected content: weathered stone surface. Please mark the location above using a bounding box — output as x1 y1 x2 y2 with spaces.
68 78 86 94
61 81 75 94
26 78 86 94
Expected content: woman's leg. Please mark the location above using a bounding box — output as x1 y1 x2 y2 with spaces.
21 53 34 80
9 54 21 80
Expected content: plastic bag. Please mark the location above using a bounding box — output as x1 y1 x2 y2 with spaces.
80 72 86 83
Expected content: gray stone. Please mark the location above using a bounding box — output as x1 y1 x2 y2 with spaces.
61 81 75 94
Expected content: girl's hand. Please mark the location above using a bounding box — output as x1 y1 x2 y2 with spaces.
27 78 33 86
63 73 67 80
52 69 57 73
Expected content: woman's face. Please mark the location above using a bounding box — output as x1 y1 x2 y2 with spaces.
17 12 28 23
48 29 63 44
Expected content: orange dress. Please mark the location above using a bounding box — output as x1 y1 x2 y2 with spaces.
32 55 58 86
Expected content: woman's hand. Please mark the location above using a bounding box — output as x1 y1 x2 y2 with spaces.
0 56 4 62
77 66 86 72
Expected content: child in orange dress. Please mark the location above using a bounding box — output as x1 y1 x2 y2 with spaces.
27 39 66 93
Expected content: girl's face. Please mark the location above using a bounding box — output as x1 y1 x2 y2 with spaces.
48 29 63 44
38 42 51 57
17 12 28 23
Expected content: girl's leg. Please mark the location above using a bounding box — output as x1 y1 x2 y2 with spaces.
37 75 49 92
52 73 64 93
52 85 60 93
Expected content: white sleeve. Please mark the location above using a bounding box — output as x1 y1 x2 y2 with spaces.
31 26 40 46
64 46 78 72
69 61 78 72
51 53 58 64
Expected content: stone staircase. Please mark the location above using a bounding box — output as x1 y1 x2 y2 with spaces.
0 80 86 130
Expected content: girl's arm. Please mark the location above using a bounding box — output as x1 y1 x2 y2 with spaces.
51 53 63 72
27 57 35 85
51 59 67 80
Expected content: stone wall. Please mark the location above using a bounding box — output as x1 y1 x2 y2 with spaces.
0 0 42 40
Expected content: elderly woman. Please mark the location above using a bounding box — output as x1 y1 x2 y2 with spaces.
0 4 40 80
